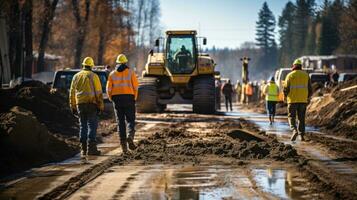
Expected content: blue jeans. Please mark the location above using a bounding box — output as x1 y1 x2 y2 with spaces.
77 103 98 143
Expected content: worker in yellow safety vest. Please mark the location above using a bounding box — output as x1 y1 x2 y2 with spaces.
263 77 279 125
107 54 139 154
284 59 312 142
69 57 104 157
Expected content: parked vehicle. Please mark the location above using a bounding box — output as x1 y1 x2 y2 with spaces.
338 73 357 82
309 73 330 84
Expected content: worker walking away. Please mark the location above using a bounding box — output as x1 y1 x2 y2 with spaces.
263 77 279 125
215 80 222 110
107 54 139 154
284 59 312 142
69 57 104 157
235 80 242 104
245 82 253 104
222 79 233 111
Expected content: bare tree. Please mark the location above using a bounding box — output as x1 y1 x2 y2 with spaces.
36 0 59 72
71 0 90 68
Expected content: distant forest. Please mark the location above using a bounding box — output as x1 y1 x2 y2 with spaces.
210 0 357 82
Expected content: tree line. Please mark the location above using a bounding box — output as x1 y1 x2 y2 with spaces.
0 0 161 79
256 0 357 69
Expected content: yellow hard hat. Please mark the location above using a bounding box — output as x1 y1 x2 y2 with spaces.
116 54 128 64
82 57 95 67
293 59 302 66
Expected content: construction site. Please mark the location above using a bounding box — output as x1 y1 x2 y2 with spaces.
1 0 357 200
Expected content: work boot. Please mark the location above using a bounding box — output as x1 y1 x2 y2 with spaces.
299 133 305 141
121 140 128 154
290 131 298 142
87 141 101 156
80 142 87 158
127 135 136 150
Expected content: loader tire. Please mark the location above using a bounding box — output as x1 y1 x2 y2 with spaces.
193 76 216 114
136 77 160 113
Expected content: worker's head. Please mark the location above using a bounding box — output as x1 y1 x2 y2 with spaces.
228 79 231 84
292 59 302 70
181 45 186 51
116 54 128 64
270 76 275 82
82 57 95 69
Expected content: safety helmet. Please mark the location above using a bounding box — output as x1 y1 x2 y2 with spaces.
116 54 128 64
293 59 302 66
82 57 95 67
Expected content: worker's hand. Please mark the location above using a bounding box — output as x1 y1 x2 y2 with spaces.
71 108 77 116
307 97 311 105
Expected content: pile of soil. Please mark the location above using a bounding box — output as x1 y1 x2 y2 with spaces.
0 80 78 136
131 121 298 163
307 79 357 140
0 107 77 177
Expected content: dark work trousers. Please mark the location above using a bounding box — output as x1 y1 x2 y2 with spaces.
112 94 136 142
224 95 232 111
266 101 277 117
287 103 307 135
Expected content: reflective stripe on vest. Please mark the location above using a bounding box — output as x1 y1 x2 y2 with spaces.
110 69 136 95
290 85 307 89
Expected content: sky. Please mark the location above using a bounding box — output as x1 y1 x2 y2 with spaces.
159 0 324 49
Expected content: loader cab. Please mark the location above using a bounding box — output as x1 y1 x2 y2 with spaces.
165 32 197 74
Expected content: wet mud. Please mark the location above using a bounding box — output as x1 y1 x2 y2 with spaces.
131 120 299 164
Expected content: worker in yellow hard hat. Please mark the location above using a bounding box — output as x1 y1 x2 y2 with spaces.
263 77 279 125
107 54 139 154
284 59 312 141
69 57 104 157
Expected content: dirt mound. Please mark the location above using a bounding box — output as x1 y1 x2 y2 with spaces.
0 81 77 136
131 121 298 163
0 107 77 177
307 79 357 139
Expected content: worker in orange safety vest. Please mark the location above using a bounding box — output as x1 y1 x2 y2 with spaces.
107 54 139 154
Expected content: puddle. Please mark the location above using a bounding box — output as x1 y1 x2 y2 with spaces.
131 165 317 200
253 168 311 200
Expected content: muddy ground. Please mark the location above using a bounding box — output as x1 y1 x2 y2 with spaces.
307 79 357 140
0 81 80 176
131 120 299 164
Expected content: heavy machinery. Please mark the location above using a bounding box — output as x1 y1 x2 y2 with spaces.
136 30 217 114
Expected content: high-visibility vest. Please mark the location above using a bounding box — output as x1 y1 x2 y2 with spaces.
285 70 309 103
106 67 139 100
265 82 279 101
69 69 104 110
245 84 253 96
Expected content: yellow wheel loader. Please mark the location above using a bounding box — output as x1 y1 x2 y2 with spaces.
136 30 217 114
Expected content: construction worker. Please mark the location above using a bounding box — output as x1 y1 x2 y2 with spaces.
222 79 234 111
235 80 242 104
263 77 279 125
284 59 312 142
69 57 104 157
107 54 139 154
245 82 253 104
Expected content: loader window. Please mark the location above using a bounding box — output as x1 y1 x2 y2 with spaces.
166 35 195 74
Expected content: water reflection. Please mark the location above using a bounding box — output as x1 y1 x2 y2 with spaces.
132 165 312 200
253 168 307 200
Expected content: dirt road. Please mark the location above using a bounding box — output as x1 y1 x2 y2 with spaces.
0 104 356 199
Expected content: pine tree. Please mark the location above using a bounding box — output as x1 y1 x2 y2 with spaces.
256 2 276 55
278 1 296 67
255 2 277 69
338 0 357 53
292 0 315 58
317 0 343 55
